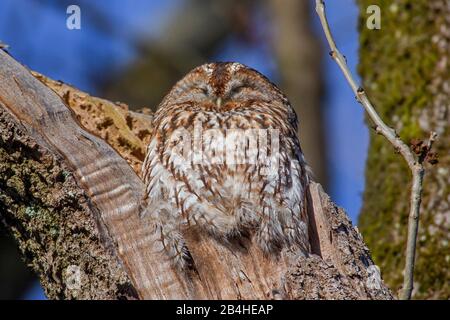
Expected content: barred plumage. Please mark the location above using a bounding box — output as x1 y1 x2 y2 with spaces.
141 62 310 270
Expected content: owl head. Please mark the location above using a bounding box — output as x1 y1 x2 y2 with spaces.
159 62 290 112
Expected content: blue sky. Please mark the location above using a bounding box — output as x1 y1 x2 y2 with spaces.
1 0 368 299
321 0 368 225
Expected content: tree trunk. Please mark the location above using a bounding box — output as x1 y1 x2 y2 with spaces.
0 49 392 299
358 0 449 299
268 0 327 186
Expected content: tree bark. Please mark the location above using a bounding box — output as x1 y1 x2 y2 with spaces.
358 0 449 299
0 49 392 299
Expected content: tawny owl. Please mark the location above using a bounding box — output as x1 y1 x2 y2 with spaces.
141 62 310 270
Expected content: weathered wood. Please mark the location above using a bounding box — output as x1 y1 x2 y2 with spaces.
0 50 393 299
0 107 138 299
0 50 188 299
31 71 153 174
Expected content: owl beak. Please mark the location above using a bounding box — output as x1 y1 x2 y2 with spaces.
216 97 222 108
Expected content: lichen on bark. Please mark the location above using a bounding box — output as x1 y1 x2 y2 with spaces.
358 0 449 299
0 108 137 299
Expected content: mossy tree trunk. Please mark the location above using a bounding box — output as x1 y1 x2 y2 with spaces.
358 0 449 299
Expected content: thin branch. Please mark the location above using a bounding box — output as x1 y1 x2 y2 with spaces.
314 0 437 300
425 131 438 154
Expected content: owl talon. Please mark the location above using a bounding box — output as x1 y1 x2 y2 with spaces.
156 224 195 272
172 243 196 272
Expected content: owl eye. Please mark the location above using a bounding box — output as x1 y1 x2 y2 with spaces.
229 85 247 96
197 87 209 95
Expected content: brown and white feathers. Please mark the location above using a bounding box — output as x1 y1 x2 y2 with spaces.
141 62 310 270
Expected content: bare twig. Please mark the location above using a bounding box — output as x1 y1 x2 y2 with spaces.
314 0 437 299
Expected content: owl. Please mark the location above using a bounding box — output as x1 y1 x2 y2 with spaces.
141 62 310 271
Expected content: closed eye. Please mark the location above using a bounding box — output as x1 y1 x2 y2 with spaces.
229 85 247 96
196 87 209 95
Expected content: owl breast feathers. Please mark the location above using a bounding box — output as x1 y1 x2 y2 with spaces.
141 62 310 270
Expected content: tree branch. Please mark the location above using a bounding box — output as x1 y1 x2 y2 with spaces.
315 0 437 300
0 49 393 299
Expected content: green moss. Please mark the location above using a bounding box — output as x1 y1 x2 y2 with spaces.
358 0 448 299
